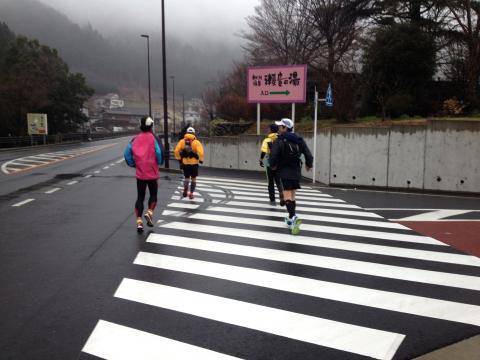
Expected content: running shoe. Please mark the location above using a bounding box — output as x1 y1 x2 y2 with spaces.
182 189 188 198
188 192 194 200
144 210 154 227
136 218 144 233
284 216 293 229
291 215 301 235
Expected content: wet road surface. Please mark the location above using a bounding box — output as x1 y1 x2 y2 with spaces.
0 141 479 360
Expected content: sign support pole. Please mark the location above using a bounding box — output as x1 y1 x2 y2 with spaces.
313 88 318 184
257 103 261 135
291 103 295 132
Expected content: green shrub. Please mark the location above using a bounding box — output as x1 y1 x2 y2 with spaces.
386 94 414 118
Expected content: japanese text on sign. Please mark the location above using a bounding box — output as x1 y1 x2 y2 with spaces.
247 65 307 104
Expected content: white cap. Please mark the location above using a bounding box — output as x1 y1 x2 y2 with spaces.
145 117 154 126
186 127 195 134
275 118 294 129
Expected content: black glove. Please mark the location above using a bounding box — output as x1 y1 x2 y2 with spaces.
199 160 203 164
193 152 199 160
259 159 264 168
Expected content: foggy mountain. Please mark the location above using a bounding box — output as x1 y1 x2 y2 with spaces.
0 0 249 97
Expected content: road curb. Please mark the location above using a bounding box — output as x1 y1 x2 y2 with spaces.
414 335 480 360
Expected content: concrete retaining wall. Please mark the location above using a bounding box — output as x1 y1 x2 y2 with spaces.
200 120 480 194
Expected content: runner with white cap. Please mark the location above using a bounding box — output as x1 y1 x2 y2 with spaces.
174 127 204 199
269 118 313 235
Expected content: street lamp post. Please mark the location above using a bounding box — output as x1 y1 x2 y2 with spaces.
182 93 185 129
161 0 169 168
170 75 175 134
140 34 152 118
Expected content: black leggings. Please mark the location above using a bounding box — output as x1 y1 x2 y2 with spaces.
266 166 283 202
135 179 158 217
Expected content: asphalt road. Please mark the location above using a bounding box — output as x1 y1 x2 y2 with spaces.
0 140 479 360
0 138 179 359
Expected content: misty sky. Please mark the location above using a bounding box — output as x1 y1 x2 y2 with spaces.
39 0 260 42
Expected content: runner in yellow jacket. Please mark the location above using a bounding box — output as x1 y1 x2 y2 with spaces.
174 127 204 199
259 124 284 206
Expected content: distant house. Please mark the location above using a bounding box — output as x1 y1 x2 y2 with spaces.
97 109 144 131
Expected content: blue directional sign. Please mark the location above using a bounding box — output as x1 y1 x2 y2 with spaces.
325 83 333 107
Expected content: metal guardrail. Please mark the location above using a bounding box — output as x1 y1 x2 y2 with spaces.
0 131 138 149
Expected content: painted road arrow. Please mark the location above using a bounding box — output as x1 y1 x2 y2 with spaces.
270 90 290 96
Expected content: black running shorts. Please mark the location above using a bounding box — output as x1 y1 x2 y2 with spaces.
183 164 199 178
281 178 300 190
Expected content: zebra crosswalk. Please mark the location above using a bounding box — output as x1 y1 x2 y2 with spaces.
82 176 480 360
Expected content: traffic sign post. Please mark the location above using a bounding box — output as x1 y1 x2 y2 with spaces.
257 103 261 135
313 83 333 183
27 113 48 146
313 89 319 184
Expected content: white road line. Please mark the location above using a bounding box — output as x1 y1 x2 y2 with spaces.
148 234 480 291
202 205 405 230
12 158 49 164
49 152 76 156
31 154 67 159
84 175 92 178
207 193 361 209
194 186 339 201
393 219 480 222
161 222 480 267
162 211 444 246
83 320 241 360
181 187 345 203
67 181 78 186
168 203 201 209
196 180 327 195
170 196 221 204
365 208 478 211
45 188 61 194
215 200 380 218
29 155 61 161
136 252 480 326
200 176 281 186
115 278 404 360
110 163 116 166
397 210 473 221
201 176 313 189
94 170 101 174
9 161 35 167
103 166 110 170
174 190 204 197
12 199 35 207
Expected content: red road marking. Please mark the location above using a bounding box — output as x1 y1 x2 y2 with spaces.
399 221 480 257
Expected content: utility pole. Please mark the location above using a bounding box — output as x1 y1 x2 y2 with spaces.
170 76 175 134
182 93 185 129
140 34 152 117
161 0 169 168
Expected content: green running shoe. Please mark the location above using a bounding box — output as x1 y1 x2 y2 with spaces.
291 216 301 235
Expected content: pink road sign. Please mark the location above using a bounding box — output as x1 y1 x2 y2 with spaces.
247 64 307 104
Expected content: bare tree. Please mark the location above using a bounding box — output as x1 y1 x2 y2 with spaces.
442 0 480 108
241 0 318 65
201 85 219 121
299 0 374 80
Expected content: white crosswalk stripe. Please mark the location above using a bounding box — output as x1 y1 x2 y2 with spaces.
83 320 241 360
83 175 480 360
